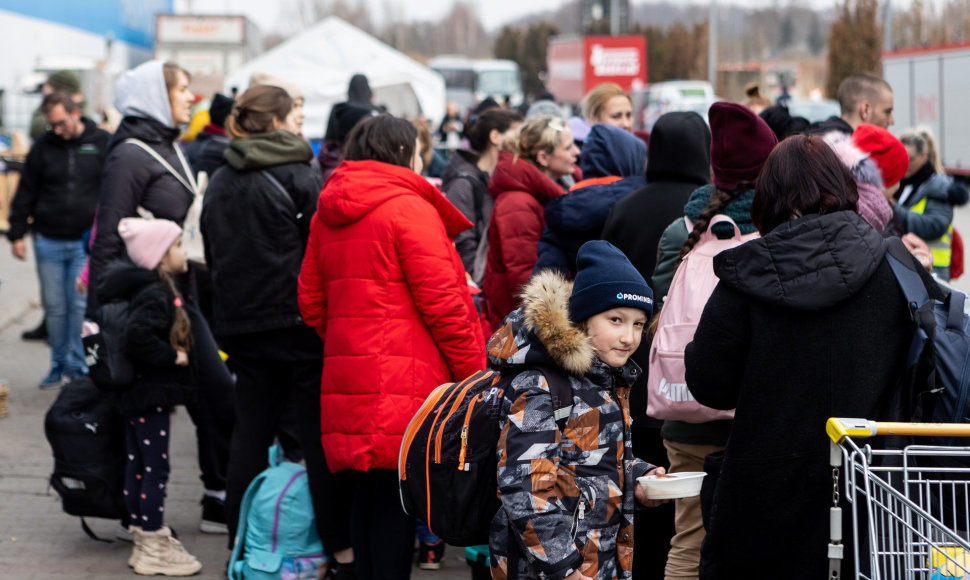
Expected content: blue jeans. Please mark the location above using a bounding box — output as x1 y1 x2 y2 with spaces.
33 234 87 377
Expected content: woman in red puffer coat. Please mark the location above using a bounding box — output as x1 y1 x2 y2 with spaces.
482 114 579 328
298 115 485 579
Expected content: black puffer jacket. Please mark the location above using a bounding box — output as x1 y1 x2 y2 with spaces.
685 211 939 579
7 118 109 241
97 261 195 414
201 129 321 337
88 116 194 316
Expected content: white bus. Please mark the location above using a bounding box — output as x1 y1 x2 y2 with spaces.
428 56 523 113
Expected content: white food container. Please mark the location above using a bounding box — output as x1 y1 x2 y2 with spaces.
637 471 706 500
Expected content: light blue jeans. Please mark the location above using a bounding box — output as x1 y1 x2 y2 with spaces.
33 234 88 377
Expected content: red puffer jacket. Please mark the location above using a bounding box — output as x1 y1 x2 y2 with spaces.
481 151 566 328
298 160 486 473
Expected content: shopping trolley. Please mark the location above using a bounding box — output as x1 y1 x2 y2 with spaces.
827 418 970 579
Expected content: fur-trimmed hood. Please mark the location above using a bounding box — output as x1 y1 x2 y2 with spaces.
486 270 595 375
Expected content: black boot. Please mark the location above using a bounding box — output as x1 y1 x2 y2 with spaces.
21 316 48 341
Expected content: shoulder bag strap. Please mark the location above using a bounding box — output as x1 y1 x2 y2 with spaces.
258 170 297 209
124 139 198 197
885 237 932 307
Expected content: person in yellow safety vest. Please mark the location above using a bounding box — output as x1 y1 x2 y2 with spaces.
896 128 969 281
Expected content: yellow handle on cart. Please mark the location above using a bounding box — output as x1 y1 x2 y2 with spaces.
827 417 970 444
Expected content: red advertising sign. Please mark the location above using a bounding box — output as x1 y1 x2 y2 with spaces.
547 35 648 104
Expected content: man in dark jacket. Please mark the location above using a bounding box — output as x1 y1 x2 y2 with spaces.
8 92 109 388
182 93 234 178
600 111 711 578
806 72 894 135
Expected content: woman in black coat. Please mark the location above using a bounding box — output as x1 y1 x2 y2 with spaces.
684 135 939 579
88 60 234 532
199 84 334 552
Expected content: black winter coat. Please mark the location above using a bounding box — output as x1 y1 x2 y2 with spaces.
601 112 711 430
88 117 194 317
96 262 195 414
601 111 711 294
182 129 229 178
685 211 939 579
7 118 109 241
200 135 322 338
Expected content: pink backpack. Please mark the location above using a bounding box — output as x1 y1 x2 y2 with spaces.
646 215 759 423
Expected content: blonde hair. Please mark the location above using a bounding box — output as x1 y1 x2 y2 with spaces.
512 114 567 165
582 83 632 123
900 126 945 174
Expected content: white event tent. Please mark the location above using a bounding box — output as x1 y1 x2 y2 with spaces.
225 16 446 140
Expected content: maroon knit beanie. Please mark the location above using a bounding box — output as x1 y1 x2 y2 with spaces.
709 102 779 190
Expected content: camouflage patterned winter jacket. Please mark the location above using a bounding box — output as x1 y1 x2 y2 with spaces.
488 271 654 580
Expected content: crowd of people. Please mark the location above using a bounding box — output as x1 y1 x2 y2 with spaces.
6 59 968 580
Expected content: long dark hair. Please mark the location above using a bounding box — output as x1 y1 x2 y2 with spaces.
464 109 523 152
751 135 858 234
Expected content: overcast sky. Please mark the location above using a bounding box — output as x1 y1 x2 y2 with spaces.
175 0 858 34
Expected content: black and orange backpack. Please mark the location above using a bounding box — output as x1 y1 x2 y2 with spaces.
398 366 571 546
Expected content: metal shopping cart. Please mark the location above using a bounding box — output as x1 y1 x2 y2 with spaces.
826 418 970 579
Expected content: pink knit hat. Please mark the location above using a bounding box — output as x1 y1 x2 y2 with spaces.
118 218 182 270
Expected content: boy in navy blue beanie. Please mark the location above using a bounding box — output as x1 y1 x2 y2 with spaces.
569 240 654 323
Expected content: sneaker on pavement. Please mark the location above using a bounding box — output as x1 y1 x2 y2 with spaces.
200 495 228 534
417 540 445 570
133 526 202 576
39 370 68 390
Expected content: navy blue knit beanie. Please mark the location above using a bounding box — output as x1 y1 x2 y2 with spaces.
569 241 653 323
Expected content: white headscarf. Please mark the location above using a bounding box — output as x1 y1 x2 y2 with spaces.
114 60 173 127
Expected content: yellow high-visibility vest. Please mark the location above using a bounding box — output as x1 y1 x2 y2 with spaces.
910 197 952 268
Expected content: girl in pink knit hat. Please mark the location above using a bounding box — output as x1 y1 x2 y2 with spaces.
95 217 202 576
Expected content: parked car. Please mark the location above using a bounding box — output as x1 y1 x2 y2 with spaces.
632 80 718 131
787 98 840 123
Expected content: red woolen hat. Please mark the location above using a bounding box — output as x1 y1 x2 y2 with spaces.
851 124 909 188
709 102 779 190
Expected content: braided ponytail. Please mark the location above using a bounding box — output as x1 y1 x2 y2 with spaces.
677 184 751 263
648 182 752 338
156 269 193 352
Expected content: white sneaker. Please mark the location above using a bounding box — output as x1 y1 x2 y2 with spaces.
133 526 202 577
